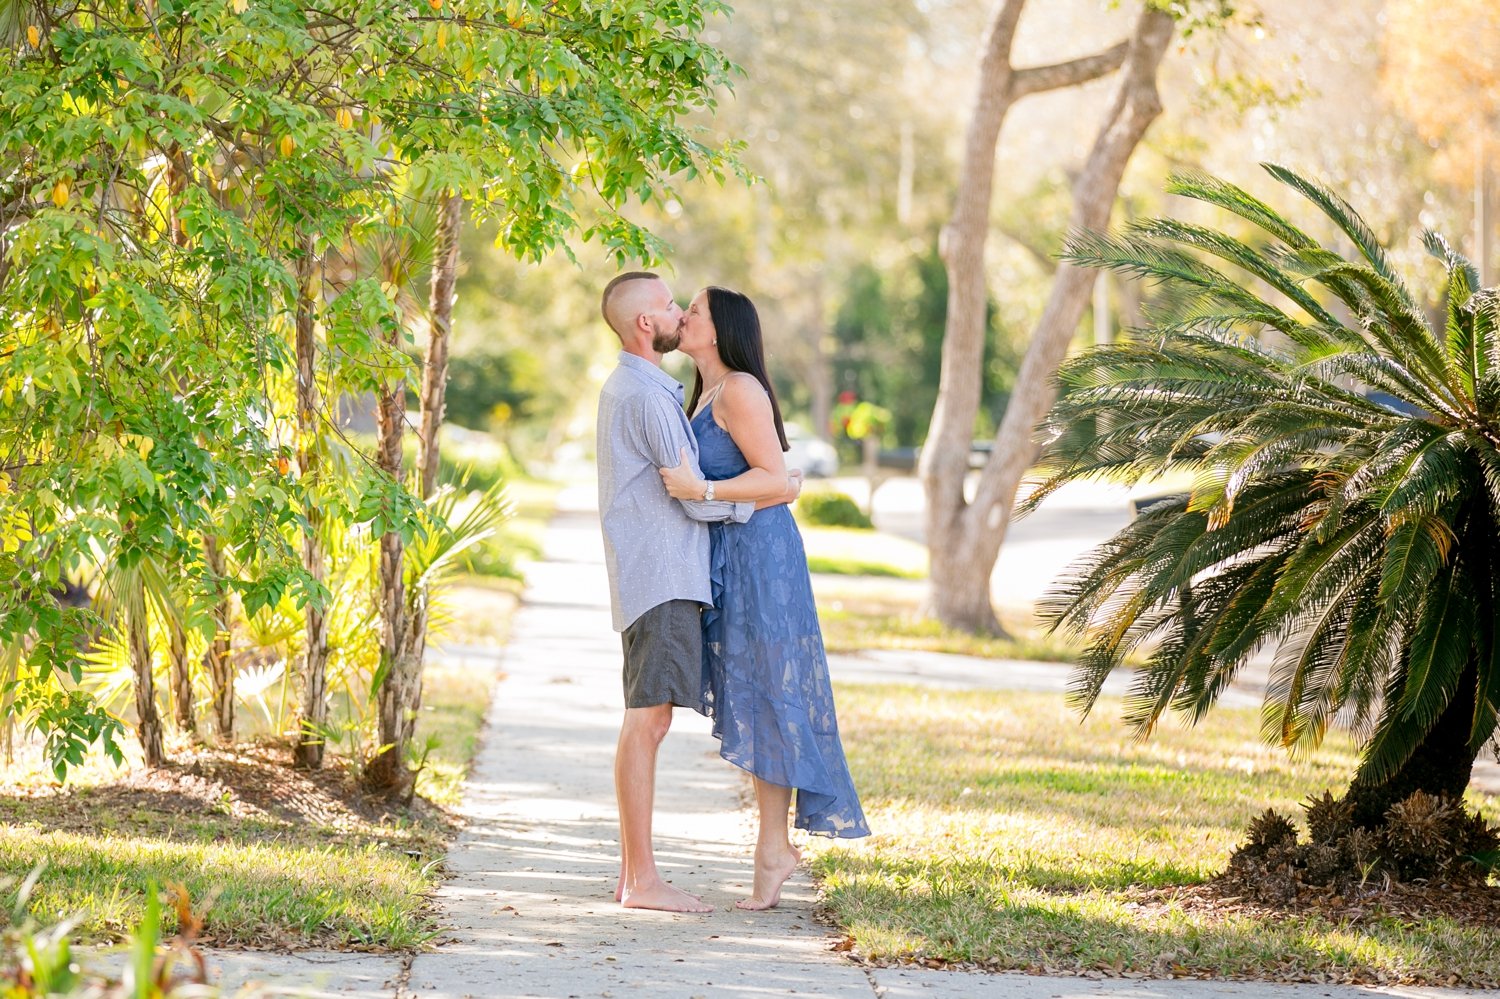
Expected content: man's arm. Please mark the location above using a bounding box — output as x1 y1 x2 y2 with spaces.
634 394 754 523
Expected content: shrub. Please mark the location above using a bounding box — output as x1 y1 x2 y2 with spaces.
797 491 872 529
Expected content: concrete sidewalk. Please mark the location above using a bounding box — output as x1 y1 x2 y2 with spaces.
183 484 1484 998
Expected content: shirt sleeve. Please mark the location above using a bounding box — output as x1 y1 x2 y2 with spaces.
633 393 753 524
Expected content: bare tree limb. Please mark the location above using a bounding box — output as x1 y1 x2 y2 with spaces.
1012 41 1129 99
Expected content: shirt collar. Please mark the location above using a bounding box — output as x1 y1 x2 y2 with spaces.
617 351 685 405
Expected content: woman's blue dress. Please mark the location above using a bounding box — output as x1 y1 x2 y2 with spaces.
693 401 870 838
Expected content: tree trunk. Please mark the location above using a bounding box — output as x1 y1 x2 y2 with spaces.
128 575 165 768
417 193 463 501
1345 656 1481 828
808 280 834 444
202 533 234 742
920 2 1172 633
293 234 330 769
367 193 463 797
367 593 426 799
366 281 414 797
168 612 195 736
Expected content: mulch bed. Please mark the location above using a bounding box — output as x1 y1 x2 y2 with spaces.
3 742 452 836
1142 873 1500 929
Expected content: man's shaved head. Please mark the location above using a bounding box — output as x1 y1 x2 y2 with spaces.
601 271 663 340
601 271 682 353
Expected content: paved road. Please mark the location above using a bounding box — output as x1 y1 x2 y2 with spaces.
823 474 1139 612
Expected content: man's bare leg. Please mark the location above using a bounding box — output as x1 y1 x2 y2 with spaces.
736 777 800 911
614 704 712 912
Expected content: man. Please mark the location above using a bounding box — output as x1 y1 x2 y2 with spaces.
596 271 799 913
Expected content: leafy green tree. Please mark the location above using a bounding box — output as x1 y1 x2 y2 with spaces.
1 0 739 783
1034 164 1500 824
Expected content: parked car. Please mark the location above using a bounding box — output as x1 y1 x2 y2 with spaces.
783 421 839 478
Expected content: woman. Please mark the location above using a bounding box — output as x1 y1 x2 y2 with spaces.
660 286 869 911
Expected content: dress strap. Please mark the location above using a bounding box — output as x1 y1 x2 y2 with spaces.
695 377 729 419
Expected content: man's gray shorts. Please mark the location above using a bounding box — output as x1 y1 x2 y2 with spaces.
621 599 703 709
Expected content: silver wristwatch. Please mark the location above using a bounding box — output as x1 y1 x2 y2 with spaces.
702 480 715 502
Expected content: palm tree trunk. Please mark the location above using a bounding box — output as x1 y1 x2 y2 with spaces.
129 575 166 767
293 234 330 769
1345 656 1481 827
168 613 195 736
202 533 234 742
921 4 1171 633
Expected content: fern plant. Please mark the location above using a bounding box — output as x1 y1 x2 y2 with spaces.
1032 164 1500 826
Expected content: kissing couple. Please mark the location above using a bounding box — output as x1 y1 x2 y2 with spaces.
595 272 870 914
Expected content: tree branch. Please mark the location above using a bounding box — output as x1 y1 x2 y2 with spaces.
1011 40 1129 99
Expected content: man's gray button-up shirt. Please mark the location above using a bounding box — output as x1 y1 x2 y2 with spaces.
597 352 753 632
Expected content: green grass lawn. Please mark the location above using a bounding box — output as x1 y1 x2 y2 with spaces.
801 525 927 580
814 684 1500 985
812 577 1081 662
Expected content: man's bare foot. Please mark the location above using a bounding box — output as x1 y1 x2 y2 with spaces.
621 880 712 913
735 846 801 911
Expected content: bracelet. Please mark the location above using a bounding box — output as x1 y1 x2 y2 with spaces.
703 480 715 502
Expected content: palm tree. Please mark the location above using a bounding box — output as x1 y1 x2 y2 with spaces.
1034 164 1500 828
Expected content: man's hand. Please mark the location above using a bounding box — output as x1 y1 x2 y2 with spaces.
754 468 803 511
786 469 804 503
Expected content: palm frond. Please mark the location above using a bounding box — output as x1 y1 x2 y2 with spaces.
1262 163 1408 294
1061 230 1302 335
1377 513 1454 606
1164 172 1321 250
1395 568 1475 731
1125 216 1337 325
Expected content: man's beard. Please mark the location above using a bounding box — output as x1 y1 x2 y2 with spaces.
651 320 682 353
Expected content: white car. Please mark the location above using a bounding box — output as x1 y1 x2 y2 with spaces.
783 421 839 478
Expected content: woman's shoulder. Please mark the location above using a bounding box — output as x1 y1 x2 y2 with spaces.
718 371 769 407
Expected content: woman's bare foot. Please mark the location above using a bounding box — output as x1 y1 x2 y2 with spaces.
735 845 801 910
621 879 713 913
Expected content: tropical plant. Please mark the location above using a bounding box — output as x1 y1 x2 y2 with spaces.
368 477 511 798
1032 163 1500 828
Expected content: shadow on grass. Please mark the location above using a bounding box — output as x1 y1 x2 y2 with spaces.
816 853 1500 985
813 686 1500 985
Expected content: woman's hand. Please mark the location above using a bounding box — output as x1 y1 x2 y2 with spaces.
660 446 707 499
